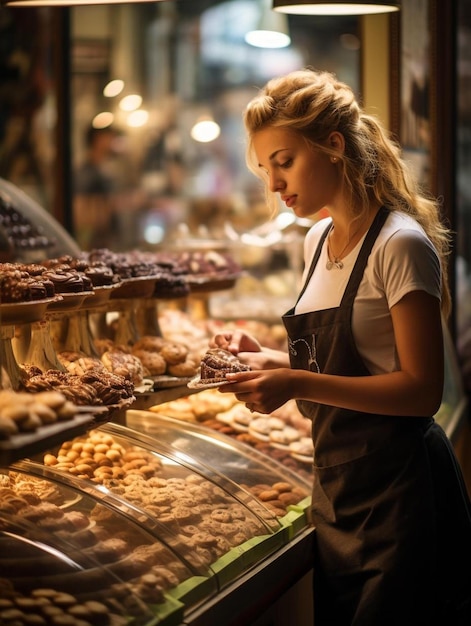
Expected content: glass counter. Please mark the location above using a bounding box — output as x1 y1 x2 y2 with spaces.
21 422 291 600
0 463 193 625
126 409 311 523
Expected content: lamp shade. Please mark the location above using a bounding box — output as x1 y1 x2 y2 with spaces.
2 0 171 5
273 0 400 15
246 0 291 48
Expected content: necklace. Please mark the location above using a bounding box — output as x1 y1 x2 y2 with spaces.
326 224 358 270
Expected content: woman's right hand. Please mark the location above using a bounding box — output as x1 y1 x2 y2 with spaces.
209 330 289 370
209 330 262 355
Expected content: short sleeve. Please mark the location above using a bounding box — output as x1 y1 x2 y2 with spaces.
377 228 441 309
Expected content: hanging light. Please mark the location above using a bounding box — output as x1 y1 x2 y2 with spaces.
246 0 291 49
2 0 171 6
273 0 400 15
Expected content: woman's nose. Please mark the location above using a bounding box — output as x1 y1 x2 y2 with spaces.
268 172 284 193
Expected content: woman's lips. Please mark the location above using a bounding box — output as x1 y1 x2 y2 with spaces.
282 195 296 208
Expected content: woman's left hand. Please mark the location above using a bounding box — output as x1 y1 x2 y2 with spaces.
220 368 294 414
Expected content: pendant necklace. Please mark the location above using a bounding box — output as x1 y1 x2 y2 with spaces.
326 224 359 270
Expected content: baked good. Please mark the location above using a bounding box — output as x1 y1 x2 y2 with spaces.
0 193 54 253
199 348 250 382
101 350 145 385
159 341 188 365
133 349 167 376
42 268 87 293
0 270 33 302
132 335 166 352
167 357 199 378
58 351 105 376
270 426 301 445
83 263 117 286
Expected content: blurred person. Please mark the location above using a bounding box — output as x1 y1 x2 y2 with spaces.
73 124 120 250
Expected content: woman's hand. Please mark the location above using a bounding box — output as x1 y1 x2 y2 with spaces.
220 368 295 415
209 330 262 355
209 329 290 370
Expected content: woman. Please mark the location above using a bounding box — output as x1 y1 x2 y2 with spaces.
211 69 471 625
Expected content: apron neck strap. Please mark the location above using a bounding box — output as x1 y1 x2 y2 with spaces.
341 205 389 307
295 220 332 304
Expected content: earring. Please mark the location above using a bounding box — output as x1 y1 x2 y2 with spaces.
331 156 338 163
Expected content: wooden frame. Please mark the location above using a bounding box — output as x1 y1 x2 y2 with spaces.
390 0 433 189
390 1 457 333
390 0 456 204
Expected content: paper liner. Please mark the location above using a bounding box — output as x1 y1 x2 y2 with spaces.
187 376 231 390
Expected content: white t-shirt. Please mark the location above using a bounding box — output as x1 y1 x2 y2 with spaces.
295 210 441 375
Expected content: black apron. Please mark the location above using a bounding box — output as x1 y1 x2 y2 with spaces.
282 207 471 626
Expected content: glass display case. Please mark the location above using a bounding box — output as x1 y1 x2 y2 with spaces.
0 414 315 625
5 420 312 615
0 462 190 625
0 177 80 263
125 411 311 535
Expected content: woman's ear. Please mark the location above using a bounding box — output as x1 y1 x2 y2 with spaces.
328 131 345 155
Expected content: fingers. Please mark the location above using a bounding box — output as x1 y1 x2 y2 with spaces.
225 370 257 382
217 370 256 395
209 332 231 350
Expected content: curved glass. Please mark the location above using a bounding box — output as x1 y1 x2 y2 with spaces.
126 408 311 507
0 464 189 624
19 420 289 591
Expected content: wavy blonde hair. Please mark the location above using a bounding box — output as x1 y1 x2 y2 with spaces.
243 68 452 318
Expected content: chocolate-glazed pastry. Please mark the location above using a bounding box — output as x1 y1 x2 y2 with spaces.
83 263 117 286
39 277 55 297
24 278 47 300
199 348 250 381
42 269 86 293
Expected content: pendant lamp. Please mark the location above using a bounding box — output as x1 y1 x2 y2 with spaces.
2 0 171 5
245 0 291 49
273 0 400 15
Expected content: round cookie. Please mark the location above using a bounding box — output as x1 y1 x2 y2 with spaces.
167 357 199 378
132 335 166 353
133 349 167 376
160 341 189 365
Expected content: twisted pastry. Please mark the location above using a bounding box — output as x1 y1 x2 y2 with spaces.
199 349 250 381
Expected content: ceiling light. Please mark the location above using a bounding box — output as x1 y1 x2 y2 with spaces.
246 0 291 49
273 0 400 15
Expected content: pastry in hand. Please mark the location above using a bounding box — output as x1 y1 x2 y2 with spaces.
199 348 250 382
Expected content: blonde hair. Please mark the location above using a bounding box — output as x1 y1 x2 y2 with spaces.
243 68 452 318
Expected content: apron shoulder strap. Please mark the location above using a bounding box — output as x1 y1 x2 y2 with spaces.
295 221 332 305
341 205 389 307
